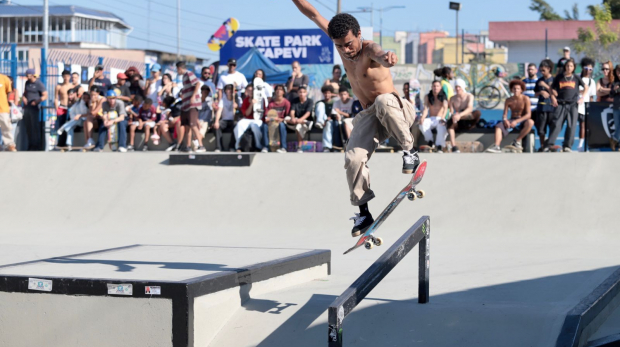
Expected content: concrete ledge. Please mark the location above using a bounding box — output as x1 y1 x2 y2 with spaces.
587 334 620 347
0 245 331 347
169 153 255 166
556 267 620 347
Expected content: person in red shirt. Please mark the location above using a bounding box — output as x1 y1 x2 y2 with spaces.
234 84 266 151
260 84 290 153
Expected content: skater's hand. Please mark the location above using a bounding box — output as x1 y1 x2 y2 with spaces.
503 119 510 129
104 120 113 127
551 98 558 108
510 120 518 128
252 98 259 104
213 121 220 130
383 51 398 67
452 113 461 123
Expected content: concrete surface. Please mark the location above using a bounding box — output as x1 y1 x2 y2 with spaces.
1 152 619 346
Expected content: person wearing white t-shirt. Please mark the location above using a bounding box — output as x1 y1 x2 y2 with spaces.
217 58 248 100
332 89 355 139
578 58 597 152
253 69 273 100
144 64 162 106
212 84 239 152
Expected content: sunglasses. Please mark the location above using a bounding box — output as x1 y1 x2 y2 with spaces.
584 67 593 71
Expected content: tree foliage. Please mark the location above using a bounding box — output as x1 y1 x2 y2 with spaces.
602 0 620 19
574 4 620 62
530 0 563 20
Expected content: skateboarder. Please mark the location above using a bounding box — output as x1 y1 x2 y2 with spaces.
293 0 420 237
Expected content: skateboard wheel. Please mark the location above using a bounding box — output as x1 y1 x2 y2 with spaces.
364 240 374 250
417 190 425 199
407 192 416 201
374 237 383 246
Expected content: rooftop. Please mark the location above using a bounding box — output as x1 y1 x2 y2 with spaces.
489 20 620 42
0 4 131 30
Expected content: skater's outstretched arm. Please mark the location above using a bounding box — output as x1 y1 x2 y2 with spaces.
292 0 329 35
365 42 398 68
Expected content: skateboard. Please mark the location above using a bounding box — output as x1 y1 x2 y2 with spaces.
419 145 435 153
207 18 240 51
452 141 483 153
266 109 281 150
252 77 265 120
56 146 87 152
550 145 563 152
502 144 522 153
107 110 119 151
344 160 428 255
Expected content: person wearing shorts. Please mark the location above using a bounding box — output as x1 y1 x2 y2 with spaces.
447 79 481 153
485 79 534 153
285 85 314 152
178 61 206 153
133 97 158 151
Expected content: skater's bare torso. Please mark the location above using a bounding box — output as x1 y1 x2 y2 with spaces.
292 0 397 109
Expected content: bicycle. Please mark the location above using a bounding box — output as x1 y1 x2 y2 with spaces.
476 74 511 109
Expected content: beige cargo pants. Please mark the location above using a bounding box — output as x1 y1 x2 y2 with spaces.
344 92 416 206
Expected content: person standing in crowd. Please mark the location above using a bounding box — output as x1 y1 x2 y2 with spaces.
0 72 16 151
57 91 90 151
84 85 105 150
198 66 216 98
93 90 128 152
236 84 265 152
212 84 239 152
178 61 206 153
253 69 273 101
543 59 587 152
54 70 74 149
324 64 342 94
71 72 84 98
333 88 354 139
144 64 162 106
314 84 341 152
89 65 112 96
577 58 597 152
486 80 534 153
112 73 132 104
285 85 314 152
557 47 571 75
533 59 555 149
435 66 455 101
447 79 481 153
195 85 213 149
286 61 309 102
608 65 620 151
597 61 613 103
419 80 448 152
22 68 47 151
261 84 291 153
523 63 539 113
217 58 248 100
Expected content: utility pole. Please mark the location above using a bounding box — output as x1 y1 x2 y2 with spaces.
176 0 181 60
147 0 150 49
43 0 48 52
337 0 341 14
449 2 462 65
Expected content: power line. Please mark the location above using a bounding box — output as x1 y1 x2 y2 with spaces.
314 0 336 14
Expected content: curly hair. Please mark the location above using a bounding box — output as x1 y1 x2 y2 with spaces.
509 79 526 93
539 59 554 72
328 13 360 39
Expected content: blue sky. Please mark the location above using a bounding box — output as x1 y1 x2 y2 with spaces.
14 0 601 62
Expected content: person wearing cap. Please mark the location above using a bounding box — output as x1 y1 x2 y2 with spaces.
22 68 48 151
0 72 16 151
145 63 162 106
89 65 112 96
447 79 481 153
198 66 216 98
93 89 128 152
557 47 571 75
112 73 132 103
217 58 248 100
53 70 74 149
71 72 84 98
486 79 534 153
419 80 448 152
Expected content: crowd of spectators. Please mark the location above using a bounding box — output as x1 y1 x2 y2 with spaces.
0 47 615 153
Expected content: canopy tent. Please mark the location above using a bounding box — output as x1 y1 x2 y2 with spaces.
235 47 290 84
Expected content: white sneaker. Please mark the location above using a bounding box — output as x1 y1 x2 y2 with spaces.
276 148 287 153
578 146 585 152
296 148 303 153
315 122 324 130
118 147 127 153
57 128 64 135
84 139 95 149
261 148 268 153
214 149 221 153
323 148 330 152
151 133 160 140
153 139 160 146
485 145 501 153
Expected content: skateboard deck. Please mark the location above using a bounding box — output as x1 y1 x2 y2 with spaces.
419 145 434 153
550 145 562 152
344 160 428 255
253 77 265 120
266 109 281 150
107 110 119 151
502 144 522 153
55 146 87 152
208 18 240 51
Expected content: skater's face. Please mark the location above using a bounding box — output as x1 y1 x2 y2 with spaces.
72 73 80 84
82 94 90 104
333 67 341 79
254 70 264 79
298 87 307 101
245 85 253 98
339 90 349 101
274 86 285 98
565 61 575 74
333 30 362 61
431 81 441 95
527 65 537 78
323 90 333 100
583 65 593 77
540 66 551 76
511 85 522 96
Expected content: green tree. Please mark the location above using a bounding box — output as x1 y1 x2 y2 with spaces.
530 0 580 20
574 4 620 62
602 0 620 19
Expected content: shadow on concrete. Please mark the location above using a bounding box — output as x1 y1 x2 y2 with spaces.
247 266 620 347
159 158 170 165
44 257 230 273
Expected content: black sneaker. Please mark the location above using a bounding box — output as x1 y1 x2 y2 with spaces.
402 150 420 174
179 146 191 153
452 146 460 153
436 145 443 153
350 213 374 237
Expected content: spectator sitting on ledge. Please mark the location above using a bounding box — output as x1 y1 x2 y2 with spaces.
447 79 481 153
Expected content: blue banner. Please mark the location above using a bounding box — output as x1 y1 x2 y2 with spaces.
220 29 334 65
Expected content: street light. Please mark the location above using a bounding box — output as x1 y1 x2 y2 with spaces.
377 6 405 47
449 2 461 64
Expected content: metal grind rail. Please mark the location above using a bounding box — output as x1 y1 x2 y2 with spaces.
327 216 431 346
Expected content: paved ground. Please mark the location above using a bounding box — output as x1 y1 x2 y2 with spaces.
0 152 618 346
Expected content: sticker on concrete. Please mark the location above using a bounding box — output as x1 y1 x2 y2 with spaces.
28 278 52 292
145 286 161 295
189 155 195 160
107 284 133 296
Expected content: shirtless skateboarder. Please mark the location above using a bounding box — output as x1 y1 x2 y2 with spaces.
293 0 420 237
448 79 481 152
54 70 74 149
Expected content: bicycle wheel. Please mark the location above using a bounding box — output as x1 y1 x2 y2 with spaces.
477 86 501 109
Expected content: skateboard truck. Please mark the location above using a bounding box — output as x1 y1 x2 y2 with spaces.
407 188 426 201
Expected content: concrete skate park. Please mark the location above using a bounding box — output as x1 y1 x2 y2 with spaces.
0 152 619 347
